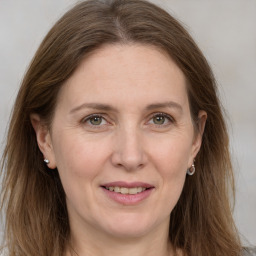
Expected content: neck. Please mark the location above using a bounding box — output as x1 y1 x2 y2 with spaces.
65 219 175 256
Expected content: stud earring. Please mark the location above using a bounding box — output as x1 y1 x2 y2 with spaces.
187 162 195 176
44 159 50 164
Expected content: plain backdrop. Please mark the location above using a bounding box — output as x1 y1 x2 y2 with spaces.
0 0 255 246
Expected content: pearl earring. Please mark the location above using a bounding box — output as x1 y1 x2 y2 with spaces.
187 163 195 176
44 159 50 164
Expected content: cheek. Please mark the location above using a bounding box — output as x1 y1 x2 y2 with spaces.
52 133 111 200
51 135 113 217
54 133 107 173
149 135 192 204
151 134 193 174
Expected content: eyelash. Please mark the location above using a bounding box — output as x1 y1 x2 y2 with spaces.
81 112 174 129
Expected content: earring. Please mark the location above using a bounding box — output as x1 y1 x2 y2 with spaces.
187 162 195 176
44 159 50 164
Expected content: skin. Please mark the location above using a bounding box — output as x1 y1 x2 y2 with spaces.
31 44 206 256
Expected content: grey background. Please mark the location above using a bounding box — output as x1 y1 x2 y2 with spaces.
0 0 255 246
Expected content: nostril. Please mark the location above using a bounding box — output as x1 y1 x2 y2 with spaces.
110 138 148 171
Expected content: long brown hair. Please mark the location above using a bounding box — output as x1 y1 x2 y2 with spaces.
1 0 241 255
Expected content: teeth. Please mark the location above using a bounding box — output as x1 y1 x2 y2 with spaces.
114 187 120 193
120 187 128 194
137 187 143 193
128 187 138 194
105 186 147 194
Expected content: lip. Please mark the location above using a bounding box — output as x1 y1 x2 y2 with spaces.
101 181 154 188
100 181 155 205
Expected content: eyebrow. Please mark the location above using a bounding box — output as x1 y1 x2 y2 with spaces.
146 101 183 113
69 101 183 114
70 103 116 114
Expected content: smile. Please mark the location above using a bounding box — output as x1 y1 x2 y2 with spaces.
104 186 147 194
101 181 154 205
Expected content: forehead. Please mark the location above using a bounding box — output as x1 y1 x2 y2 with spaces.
57 43 188 111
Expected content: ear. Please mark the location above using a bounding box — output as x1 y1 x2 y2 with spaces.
189 110 207 166
30 114 57 169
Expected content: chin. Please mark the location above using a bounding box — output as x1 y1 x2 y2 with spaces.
106 225 152 239
101 212 165 239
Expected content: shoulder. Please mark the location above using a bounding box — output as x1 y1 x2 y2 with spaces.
242 247 256 256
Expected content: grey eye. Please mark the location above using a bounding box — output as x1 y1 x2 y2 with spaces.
89 116 103 125
153 115 166 125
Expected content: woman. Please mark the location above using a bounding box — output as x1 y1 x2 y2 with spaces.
0 0 255 255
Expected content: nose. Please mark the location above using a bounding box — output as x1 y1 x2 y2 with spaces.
111 127 147 171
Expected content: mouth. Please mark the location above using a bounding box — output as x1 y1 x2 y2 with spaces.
100 181 154 204
103 186 148 195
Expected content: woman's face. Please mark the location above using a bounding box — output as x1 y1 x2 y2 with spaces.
36 44 205 239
